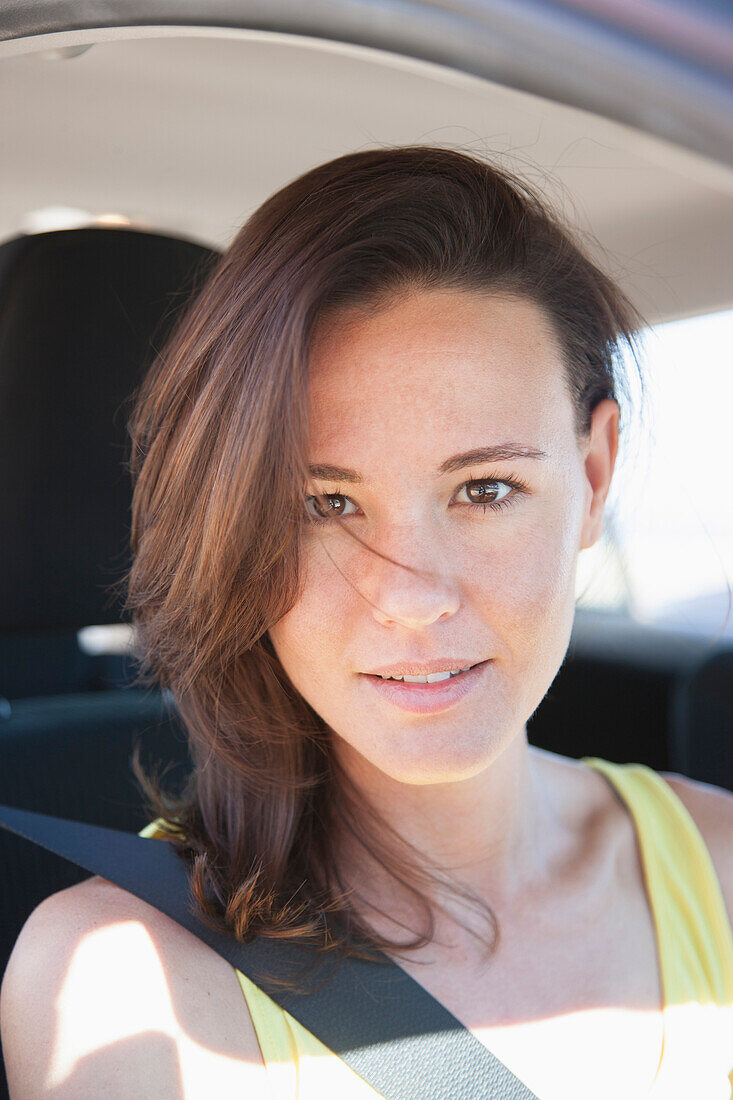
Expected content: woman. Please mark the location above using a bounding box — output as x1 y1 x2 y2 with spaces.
2 145 732 1099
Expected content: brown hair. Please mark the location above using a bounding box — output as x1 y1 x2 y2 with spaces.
121 145 646 987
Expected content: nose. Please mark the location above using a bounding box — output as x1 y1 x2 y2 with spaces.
368 536 461 630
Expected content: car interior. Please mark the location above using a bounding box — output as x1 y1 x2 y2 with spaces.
1 9 732 1098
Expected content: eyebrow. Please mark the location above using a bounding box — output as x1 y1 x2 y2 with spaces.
308 444 548 484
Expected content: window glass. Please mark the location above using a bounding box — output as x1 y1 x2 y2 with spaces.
576 308 733 642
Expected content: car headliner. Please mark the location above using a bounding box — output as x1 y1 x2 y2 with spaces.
1 3 732 326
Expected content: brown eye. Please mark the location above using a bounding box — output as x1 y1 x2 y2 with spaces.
460 479 511 506
304 492 357 522
456 475 528 514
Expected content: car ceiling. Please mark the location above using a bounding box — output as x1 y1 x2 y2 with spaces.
1 26 733 328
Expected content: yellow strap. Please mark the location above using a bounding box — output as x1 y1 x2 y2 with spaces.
582 757 733 1008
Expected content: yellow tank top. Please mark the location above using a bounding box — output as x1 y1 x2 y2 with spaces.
139 757 733 1098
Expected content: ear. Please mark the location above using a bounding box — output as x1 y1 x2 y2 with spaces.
580 398 620 551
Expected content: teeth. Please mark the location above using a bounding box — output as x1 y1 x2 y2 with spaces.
381 666 473 683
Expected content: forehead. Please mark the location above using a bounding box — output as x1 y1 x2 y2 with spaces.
307 288 574 462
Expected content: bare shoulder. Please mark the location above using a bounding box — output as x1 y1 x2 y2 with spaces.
659 770 733 929
0 875 268 1099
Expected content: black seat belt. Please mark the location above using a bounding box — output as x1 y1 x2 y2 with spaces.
0 803 539 1100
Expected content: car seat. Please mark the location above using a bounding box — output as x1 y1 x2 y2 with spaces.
0 225 217 1099
670 647 733 792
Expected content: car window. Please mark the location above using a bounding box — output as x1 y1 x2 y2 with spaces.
576 307 733 642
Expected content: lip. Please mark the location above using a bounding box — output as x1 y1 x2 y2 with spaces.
360 660 491 714
364 658 483 678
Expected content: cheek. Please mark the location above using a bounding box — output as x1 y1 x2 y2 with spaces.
499 524 575 610
267 555 350 693
484 512 580 692
460 509 575 687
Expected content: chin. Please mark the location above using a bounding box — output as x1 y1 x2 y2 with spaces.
372 734 504 787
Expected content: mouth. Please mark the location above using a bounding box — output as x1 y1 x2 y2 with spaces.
360 659 491 714
363 661 483 683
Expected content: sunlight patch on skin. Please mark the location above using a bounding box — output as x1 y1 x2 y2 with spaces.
474 1005 665 1098
48 919 174 1085
466 1001 726 1100
654 999 733 1098
48 919 249 1090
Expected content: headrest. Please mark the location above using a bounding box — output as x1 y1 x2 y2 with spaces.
671 647 733 792
0 227 218 633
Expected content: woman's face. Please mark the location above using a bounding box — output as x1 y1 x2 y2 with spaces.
268 287 618 786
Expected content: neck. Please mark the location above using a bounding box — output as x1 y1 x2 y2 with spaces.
330 731 580 936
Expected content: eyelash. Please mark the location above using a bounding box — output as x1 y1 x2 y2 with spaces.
304 473 530 524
